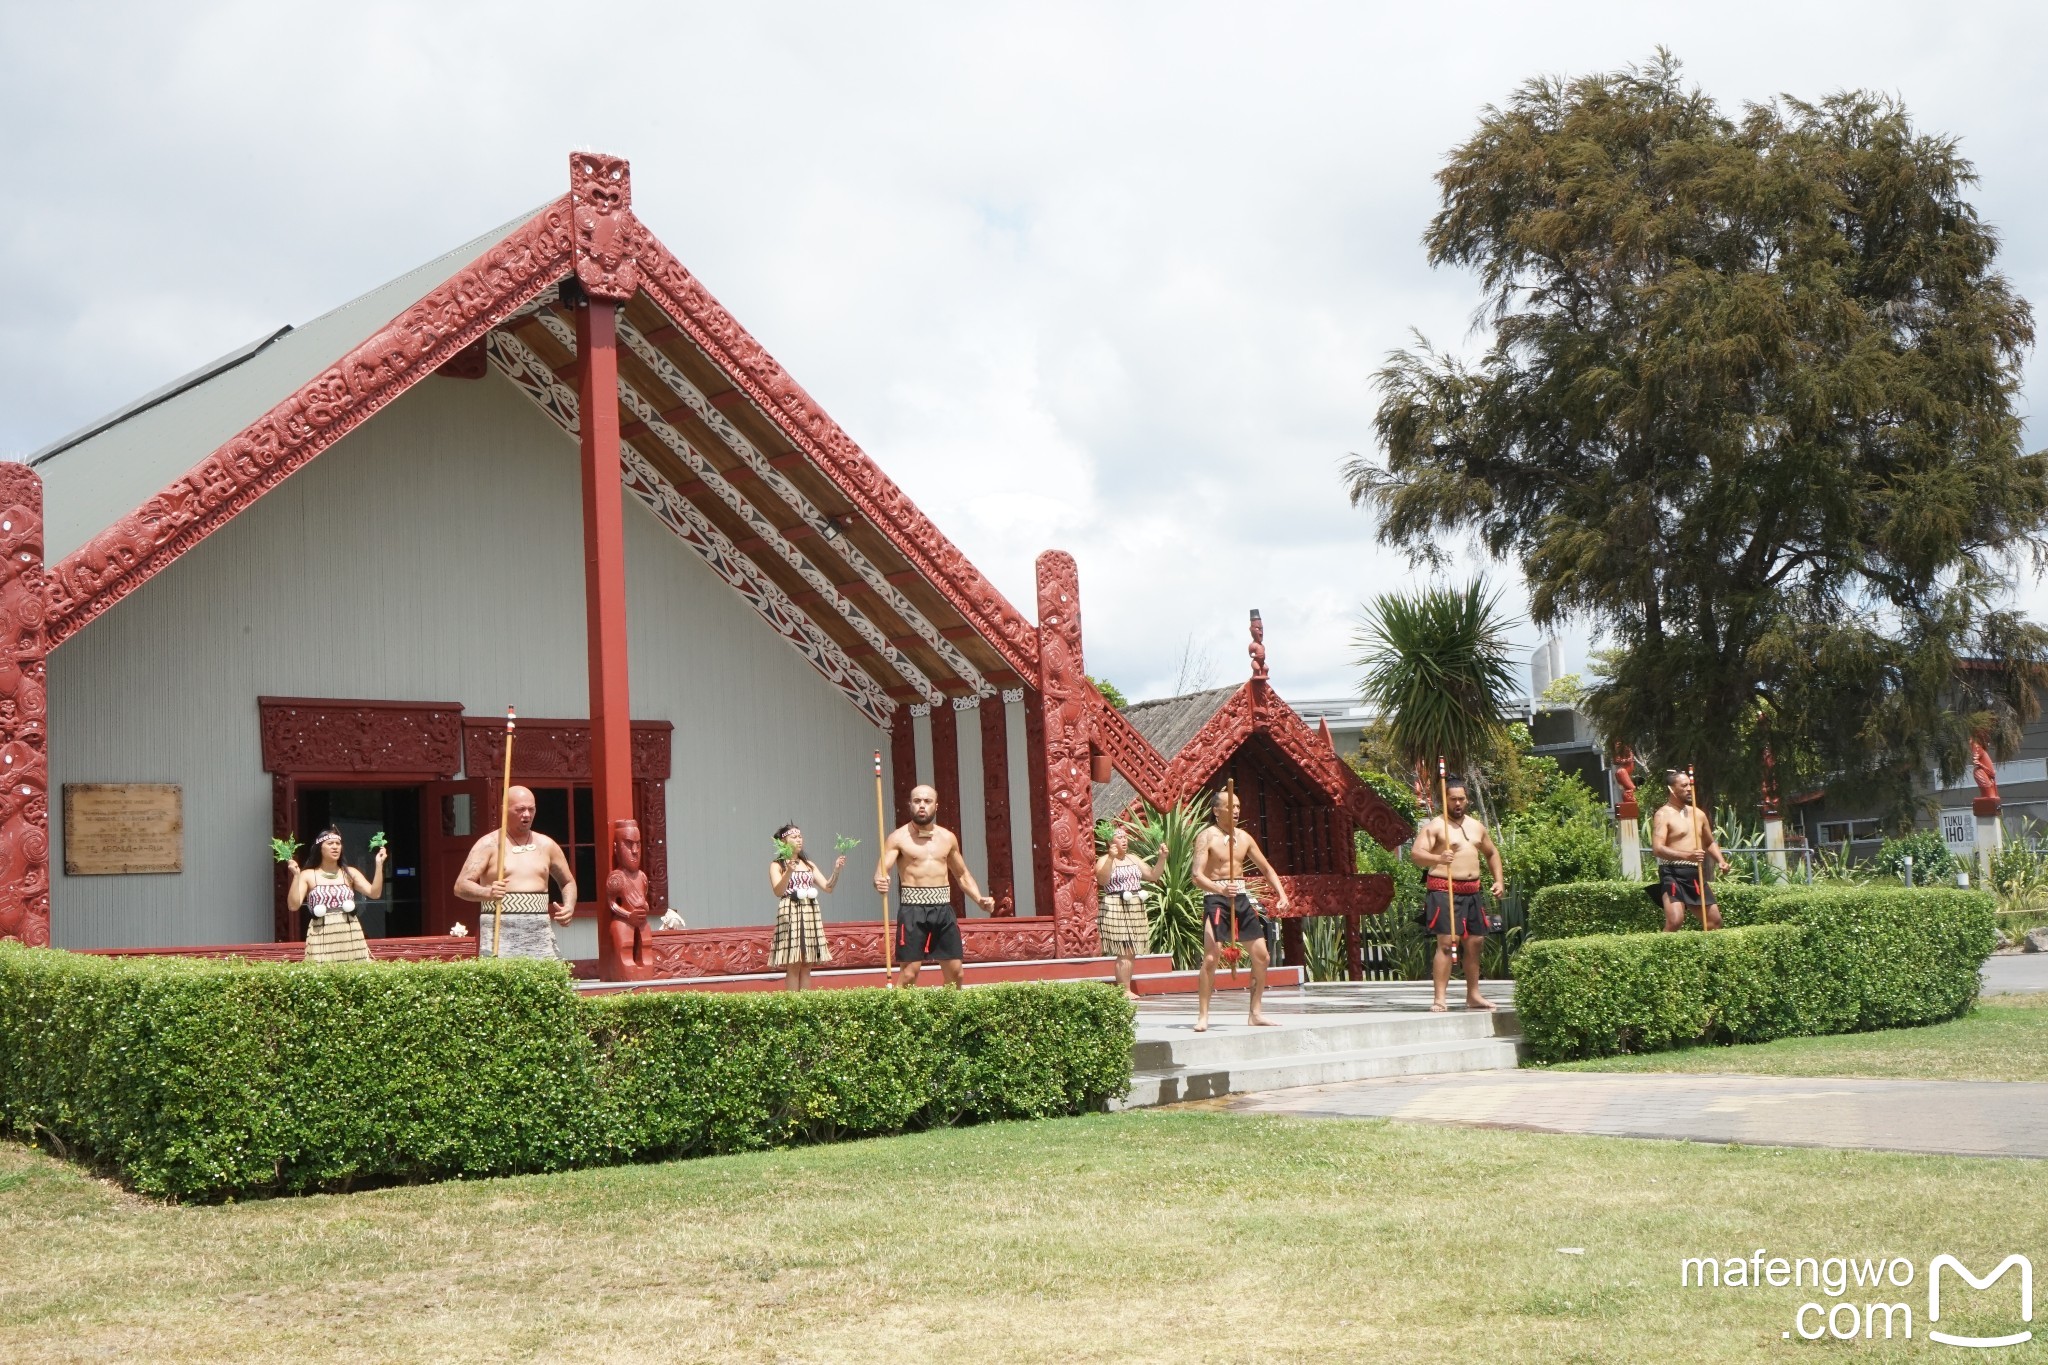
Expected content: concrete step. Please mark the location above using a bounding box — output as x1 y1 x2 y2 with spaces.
1131 966 1304 996
1115 1034 1523 1109
1132 1007 1518 1071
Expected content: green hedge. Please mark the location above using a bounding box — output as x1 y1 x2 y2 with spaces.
0 947 1132 1201
1524 879 1789 938
1515 886 1995 1062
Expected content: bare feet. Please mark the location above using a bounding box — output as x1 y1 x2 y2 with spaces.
1248 1010 1279 1027
1193 1016 1210 1033
1124 990 1142 1003
1466 993 1496 1011
1429 1002 1448 1013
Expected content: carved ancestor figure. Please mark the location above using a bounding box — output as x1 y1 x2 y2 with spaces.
1611 744 1638 808
453 786 576 958
1247 608 1268 681
1972 737 2001 806
606 819 656 980
872 785 995 989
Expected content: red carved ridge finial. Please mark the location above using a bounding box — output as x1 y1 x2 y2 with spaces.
1248 608 1268 682
571 152 640 301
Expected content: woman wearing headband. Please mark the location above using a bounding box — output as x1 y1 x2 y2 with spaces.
286 826 386 964
768 823 845 991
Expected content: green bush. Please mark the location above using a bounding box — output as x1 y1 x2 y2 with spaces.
0 948 1132 1201
1514 886 1995 1061
1525 879 1787 938
1872 830 1959 884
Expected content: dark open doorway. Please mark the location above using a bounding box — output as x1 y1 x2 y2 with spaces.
294 786 424 938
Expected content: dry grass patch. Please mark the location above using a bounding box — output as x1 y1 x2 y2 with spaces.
1 1112 2044 1360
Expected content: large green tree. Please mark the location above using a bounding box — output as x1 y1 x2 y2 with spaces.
1347 52 2048 815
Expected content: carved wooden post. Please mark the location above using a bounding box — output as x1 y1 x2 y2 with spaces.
888 705 916 826
930 697 963 912
0 464 49 947
1760 746 1786 875
1033 552 1097 957
1612 744 1642 881
980 693 1016 915
1971 735 2003 885
1023 687 1053 914
571 152 641 981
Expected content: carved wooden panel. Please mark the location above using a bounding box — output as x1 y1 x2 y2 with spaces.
258 697 464 777
460 717 672 784
645 916 1055 976
1033 553 1097 958
0 464 48 947
929 699 963 911
979 697 1015 916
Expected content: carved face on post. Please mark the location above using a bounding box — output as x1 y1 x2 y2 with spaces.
613 819 641 874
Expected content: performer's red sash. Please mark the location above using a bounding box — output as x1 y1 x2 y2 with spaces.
1425 876 1482 894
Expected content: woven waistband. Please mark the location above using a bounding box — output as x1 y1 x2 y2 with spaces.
899 885 951 906
1425 877 1482 894
493 892 549 915
1101 890 1146 903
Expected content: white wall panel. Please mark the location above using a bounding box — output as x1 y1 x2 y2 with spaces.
48 370 890 947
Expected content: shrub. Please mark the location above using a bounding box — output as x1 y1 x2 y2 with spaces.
1872 830 1958 884
0 948 1132 1201
1525 879 1786 938
1514 886 1995 1061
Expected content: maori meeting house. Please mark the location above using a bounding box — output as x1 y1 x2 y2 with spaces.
2 153 1410 983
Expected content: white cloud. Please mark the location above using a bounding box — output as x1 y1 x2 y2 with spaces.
6 0 2047 704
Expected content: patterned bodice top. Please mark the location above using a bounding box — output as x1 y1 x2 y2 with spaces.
1104 860 1143 896
783 863 816 898
306 877 355 914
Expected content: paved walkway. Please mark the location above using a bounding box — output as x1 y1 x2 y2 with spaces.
1983 952 2048 995
1220 1071 2048 1158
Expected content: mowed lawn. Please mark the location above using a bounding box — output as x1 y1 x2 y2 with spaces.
1555 991 2048 1083
3 1110 2044 1362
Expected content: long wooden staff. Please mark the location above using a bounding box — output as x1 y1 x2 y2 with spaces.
492 706 517 957
1689 764 1710 919
875 750 894 987
1439 754 1454 963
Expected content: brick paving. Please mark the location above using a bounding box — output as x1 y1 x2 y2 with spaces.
1220 1071 2048 1157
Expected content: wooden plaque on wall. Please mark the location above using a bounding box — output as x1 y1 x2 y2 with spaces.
62 784 184 875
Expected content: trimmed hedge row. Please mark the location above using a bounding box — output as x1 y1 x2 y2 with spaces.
1524 879 1788 938
1514 885 1995 1062
0 947 1133 1201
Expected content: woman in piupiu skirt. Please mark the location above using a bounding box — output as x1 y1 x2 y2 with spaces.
768 823 846 991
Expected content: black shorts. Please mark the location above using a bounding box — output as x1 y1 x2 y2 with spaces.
1651 863 1717 910
1203 892 1262 943
897 901 963 964
1423 888 1489 938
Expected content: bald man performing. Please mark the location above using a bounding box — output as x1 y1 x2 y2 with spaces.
873 784 996 987
454 785 577 958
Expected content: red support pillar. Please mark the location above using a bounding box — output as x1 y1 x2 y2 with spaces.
889 706 916 827
1023 688 1052 916
930 698 963 912
980 694 1016 916
0 464 49 948
1032 552 1097 958
576 293 634 979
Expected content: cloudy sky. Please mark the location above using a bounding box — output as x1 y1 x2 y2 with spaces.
5 2 2046 704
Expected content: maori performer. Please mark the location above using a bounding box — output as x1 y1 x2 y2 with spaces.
1649 769 1728 930
1191 786 1290 1032
1095 825 1168 1000
287 827 385 964
1407 775 1503 1012
606 818 657 979
872 784 995 988
768 822 846 991
453 785 577 957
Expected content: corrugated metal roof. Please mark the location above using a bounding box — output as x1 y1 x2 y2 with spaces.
1093 685 1238 819
34 206 549 563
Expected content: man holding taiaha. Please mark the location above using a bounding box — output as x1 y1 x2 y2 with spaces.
453 785 577 957
1192 787 1290 1033
1649 769 1729 930
1408 773 1503 1012
872 784 995 988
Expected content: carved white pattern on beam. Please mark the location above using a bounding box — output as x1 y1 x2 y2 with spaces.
611 314 993 697
486 329 895 725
